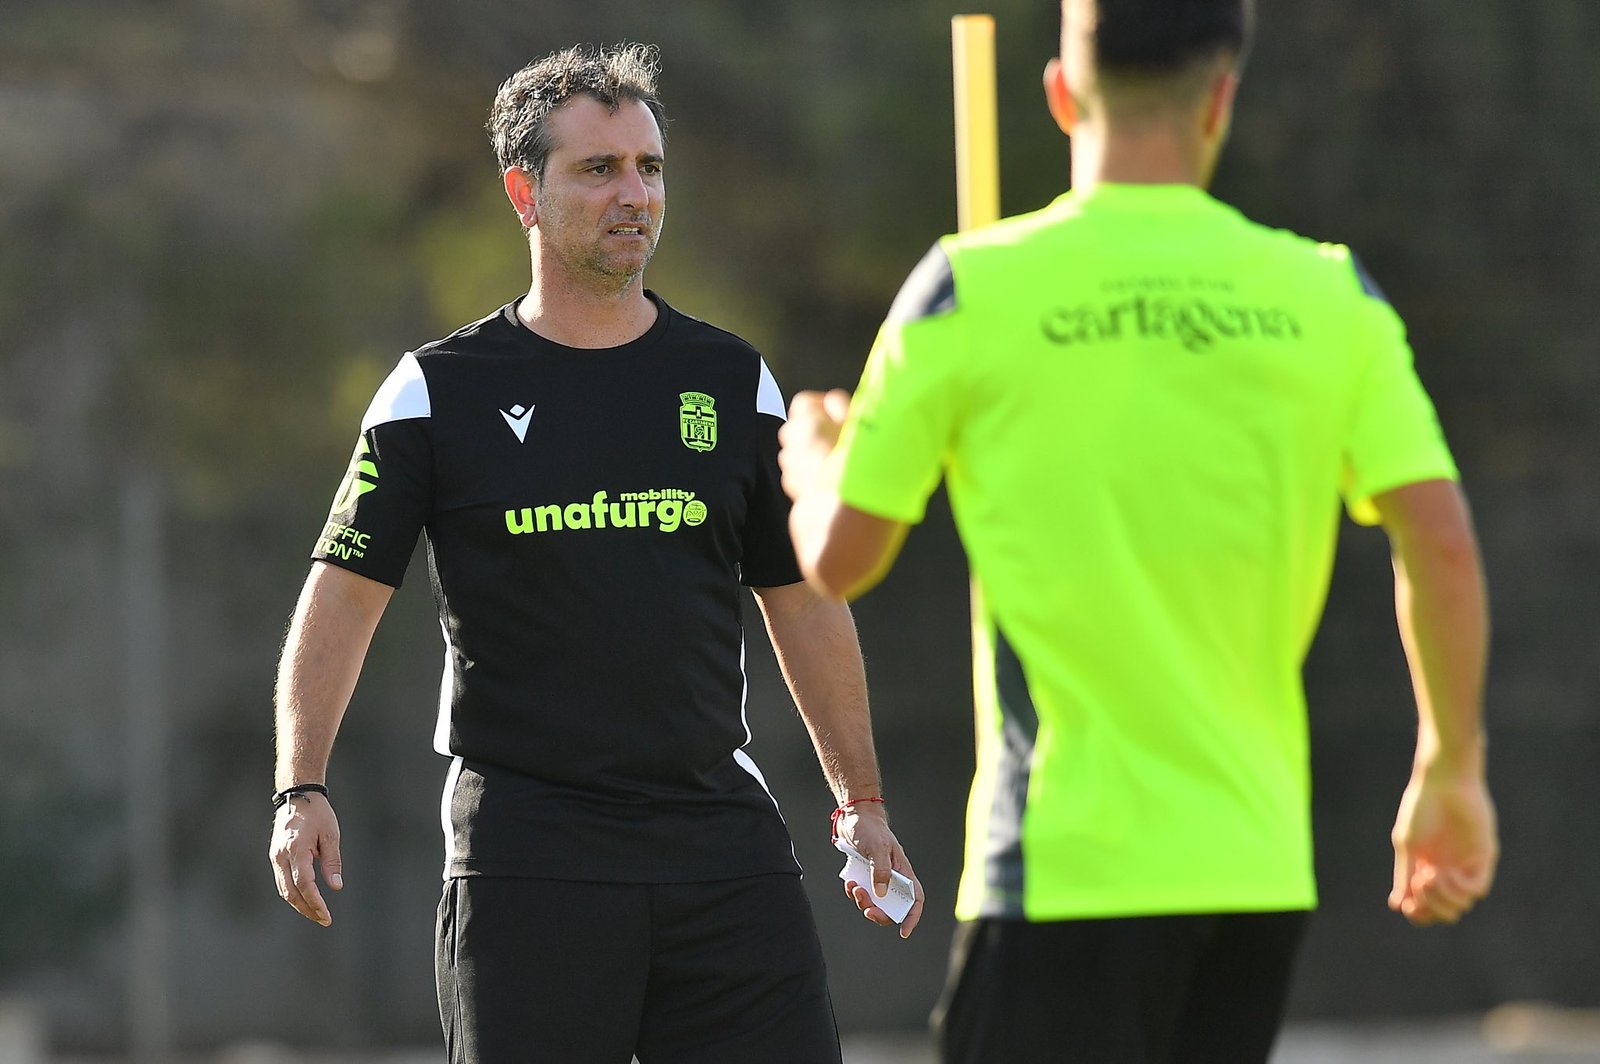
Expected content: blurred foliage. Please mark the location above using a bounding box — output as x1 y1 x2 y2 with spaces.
0 721 121 975
0 0 1597 1045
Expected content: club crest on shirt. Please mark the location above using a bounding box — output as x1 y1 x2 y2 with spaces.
679 391 717 452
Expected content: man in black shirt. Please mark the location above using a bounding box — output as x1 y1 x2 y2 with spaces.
268 43 920 1064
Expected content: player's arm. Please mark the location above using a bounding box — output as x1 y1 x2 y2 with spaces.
778 389 910 600
1372 478 1497 927
751 579 923 938
269 560 393 927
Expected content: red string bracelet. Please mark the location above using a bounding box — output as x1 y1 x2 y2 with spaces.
830 796 886 842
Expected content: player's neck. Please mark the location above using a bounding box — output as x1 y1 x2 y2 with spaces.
516 269 657 349
1070 124 1210 190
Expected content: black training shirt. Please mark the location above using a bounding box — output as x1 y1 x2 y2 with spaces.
311 293 804 881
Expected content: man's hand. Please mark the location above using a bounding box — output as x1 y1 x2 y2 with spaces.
1389 767 1498 926
778 389 852 502
777 390 906 599
269 793 344 927
836 803 924 940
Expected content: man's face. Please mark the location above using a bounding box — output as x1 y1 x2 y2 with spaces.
532 95 666 288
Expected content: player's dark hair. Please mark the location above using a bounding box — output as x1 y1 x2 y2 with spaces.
1089 0 1253 77
488 43 669 180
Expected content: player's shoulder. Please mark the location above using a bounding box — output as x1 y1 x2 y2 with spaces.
408 301 520 363
885 242 960 327
883 205 1060 329
893 200 1076 326
655 295 777 387
1255 223 1353 270
654 295 786 414
876 194 1075 323
1240 224 1387 302
943 197 1069 259
1311 240 1390 302
936 195 1101 288
657 295 765 359
359 303 519 431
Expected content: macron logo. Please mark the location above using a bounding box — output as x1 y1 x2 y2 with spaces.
500 404 534 443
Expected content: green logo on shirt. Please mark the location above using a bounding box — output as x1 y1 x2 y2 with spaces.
317 521 372 561
679 392 717 452
505 488 708 535
331 438 378 513
1041 295 1302 353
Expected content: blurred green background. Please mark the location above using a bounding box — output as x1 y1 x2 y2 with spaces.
1 0 1596 1055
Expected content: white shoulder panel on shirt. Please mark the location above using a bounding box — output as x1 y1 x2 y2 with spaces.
361 352 431 431
756 358 786 420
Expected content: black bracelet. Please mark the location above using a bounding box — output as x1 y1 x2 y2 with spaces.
272 783 329 810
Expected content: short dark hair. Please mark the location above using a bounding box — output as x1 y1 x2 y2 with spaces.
1089 0 1253 77
487 43 669 180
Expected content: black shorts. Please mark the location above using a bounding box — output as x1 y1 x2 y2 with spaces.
933 911 1309 1064
436 874 841 1064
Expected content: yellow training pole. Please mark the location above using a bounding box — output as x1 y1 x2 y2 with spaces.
953 15 1002 802
951 14 1000 231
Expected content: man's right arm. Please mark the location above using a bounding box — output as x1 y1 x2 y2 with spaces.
269 560 393 927
1372 478 1498 927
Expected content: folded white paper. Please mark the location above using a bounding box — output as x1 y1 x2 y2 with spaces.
834 837 916 923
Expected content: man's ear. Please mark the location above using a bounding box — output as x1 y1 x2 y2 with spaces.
1043 57 1077 135
503 167 539 229
1203 70 1239 140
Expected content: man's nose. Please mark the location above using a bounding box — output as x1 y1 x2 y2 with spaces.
615 167 650 210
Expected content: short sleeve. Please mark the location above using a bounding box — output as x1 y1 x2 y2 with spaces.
310 354 433 586
1340 292 1458 526
738 357 804 587
832 242 965 524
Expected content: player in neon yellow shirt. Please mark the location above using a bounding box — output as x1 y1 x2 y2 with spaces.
781 1 1498 1061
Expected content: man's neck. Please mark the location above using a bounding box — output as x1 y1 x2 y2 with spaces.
1069 123 1210 191
516 270 658 349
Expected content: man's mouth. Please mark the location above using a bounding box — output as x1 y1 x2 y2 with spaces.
608 223 647 236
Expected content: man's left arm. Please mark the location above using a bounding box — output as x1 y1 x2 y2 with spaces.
751 579 923 938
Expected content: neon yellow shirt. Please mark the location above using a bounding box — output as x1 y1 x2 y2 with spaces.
832 184 1457 920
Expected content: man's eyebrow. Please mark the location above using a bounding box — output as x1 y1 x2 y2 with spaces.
575 152 664 167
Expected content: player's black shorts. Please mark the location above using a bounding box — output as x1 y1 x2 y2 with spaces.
436 873 842 1064
933 911 1309 1064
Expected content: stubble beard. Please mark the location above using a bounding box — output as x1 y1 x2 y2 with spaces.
591 219 661 291
540 197 665 297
